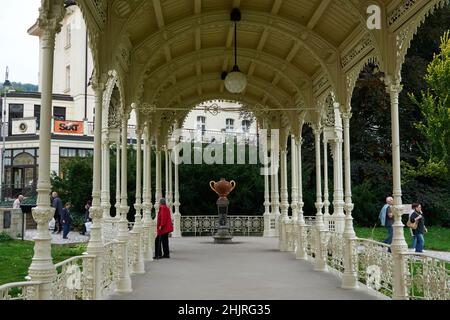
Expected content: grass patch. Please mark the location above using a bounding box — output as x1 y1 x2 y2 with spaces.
354 226 450 251
0 240 86 285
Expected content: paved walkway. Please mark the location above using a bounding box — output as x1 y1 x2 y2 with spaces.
110 237 382 300
25 229 90 244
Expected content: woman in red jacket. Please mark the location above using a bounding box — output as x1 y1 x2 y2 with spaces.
154 198 174 259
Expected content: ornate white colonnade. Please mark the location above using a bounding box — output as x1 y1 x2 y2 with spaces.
5 0 447 301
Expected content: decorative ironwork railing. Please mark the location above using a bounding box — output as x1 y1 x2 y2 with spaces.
52 254 95 300
325 231 345 273
101 242 117 297
0 281 41 300
402 252 450 300
354 238 393 297
180 216 264 236
103 218 120 243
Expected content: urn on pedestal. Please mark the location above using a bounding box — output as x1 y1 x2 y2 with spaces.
209 178 236 244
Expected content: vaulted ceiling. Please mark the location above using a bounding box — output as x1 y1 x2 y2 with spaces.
75 0 448 133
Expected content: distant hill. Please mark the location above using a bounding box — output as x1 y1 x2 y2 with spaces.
0 82 38 93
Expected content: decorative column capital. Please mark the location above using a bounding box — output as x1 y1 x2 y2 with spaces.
89 206 103 220
38 1 65 48
102 132 110 145
342 112 352 122
135 128 143 138
385 77 403 95
32 206 55 225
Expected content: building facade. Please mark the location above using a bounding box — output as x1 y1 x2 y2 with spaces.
0 5 256 200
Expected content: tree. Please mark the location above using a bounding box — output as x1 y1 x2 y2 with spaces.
410 32 450 169
51 156 93 214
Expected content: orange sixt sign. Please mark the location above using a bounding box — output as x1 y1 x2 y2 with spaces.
54 120 84 134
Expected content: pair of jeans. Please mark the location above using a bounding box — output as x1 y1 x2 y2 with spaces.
411 235 417 249
415 233 424 252
62 223 70 239
383 226 393 245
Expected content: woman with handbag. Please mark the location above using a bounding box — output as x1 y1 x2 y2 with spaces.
409 203 428 253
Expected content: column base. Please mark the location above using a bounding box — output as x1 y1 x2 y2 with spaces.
341 273 359 289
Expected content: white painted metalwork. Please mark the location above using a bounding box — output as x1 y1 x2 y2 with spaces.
51 255 95 300
402 252 450 300
180 216 264 236
0 281 41 300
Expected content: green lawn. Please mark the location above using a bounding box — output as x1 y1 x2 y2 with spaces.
354 226 450 251
0 240 86 285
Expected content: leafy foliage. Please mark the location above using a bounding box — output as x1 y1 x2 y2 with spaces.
51 156 93 215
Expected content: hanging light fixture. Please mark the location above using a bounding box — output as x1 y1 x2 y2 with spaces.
222 8 247 94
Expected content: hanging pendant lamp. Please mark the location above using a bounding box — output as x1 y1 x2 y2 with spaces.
223 8 247 94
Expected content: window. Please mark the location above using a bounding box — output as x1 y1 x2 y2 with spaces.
196 116 206 134
34 105 40 130
53 107 66 121
65 24 71 48
226 118 234 132
60 148 93 158
8 104 24 135
65 65 71 91
242 120 251 133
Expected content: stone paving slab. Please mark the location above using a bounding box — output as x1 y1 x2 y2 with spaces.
25 229 90 244
110 237 382 300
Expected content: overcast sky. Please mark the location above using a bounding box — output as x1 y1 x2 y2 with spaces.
0 0 41 85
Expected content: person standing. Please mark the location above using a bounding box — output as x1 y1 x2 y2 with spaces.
379 196 394 246
61 202 72 239
80 200 92 235
154 198 173 259
409 204 419 249
409 203 428 253
13 195 25 209
51 192 63 234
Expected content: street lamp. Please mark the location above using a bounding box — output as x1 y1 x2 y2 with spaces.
1 67 13 201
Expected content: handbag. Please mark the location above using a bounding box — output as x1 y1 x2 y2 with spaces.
406 219 418 230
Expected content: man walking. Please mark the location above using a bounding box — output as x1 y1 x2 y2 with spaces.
51 192 63 234
379 196 394 246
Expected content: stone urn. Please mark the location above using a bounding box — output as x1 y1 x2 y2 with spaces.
209 178 236 244
209 178 236 199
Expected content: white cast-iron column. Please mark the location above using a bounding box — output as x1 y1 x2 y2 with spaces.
142 127 154 260
164 146 169 201
172 134 182 237
295 137 307 260
323 139 330 230
341 112 358 289
279 148 289 251
314 127 327 272
263 143 272 237
101 128 111 220
115 136 121 222
290 135 299 222
86 79 106 299
27 3 64 299
116 115 132 292
154 144 162 213
168 148 173 212
131 128 145 274
387 79 408 299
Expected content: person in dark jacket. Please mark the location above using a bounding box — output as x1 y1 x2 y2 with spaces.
409 203 428 252
61 202 72 239
80 200 92 235
154 198 174 259
51 192 63 234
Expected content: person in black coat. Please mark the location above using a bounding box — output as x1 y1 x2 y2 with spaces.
51 192 63 233
61 202 72 239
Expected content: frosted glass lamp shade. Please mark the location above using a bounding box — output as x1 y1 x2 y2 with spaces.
224 70 247 93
